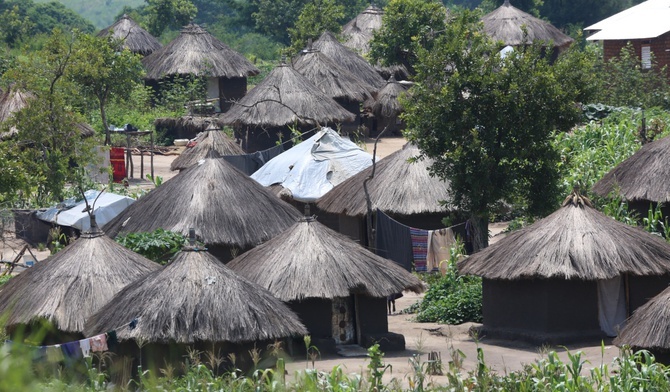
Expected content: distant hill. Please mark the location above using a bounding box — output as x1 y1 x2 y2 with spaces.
33 0 144 29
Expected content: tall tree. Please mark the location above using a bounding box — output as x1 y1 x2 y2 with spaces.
145 0 197 37
288 0 345 55
403 10 596 251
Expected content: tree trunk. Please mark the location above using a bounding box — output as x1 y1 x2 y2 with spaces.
101 99 110 146
468 214 489 253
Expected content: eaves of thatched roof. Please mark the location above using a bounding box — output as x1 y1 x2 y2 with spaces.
313 31 386 89
459 192 670 280
482 1 573 48
316 143 451 216
592 135 670 203
363 76 408 117
170 130 244 171
142 24 259 80
0 232 159 334
228 218 425 301
219 64 355 128
84 248 307 344
97 14 162 56
614 286 670 350
293 49 376 102
103 158 302 248
342 4 384 55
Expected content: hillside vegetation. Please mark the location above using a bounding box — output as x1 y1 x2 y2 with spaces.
33 0 143 28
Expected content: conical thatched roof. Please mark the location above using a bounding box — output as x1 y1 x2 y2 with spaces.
592 135 670 203
0 229 159 334
142 24 259 80
103 158 302 248
614 286 670 350
363 76 407 117
85 246 307 343
316 143 451 216
482 1 573 48
170 129 244 171
313 31 386 89
459 191 670 280
228 217 425 301
154 115 221 136
219 63 355 128
97 14 162 56
293 48 376 102
342 4 384 55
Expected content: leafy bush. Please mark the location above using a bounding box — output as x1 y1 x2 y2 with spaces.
115 228 186 264
0 274 11 287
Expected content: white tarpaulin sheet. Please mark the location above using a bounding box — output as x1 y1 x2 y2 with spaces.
37 190 135 231
252 127 373 202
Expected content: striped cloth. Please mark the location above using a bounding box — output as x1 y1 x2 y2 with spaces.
410 228 429 272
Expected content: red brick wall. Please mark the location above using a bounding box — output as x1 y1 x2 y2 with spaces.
602 31 670 75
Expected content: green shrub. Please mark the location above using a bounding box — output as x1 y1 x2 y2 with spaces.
115 228 186 264
0 274 11 287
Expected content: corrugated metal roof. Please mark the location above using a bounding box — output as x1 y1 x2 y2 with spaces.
585 0 670 40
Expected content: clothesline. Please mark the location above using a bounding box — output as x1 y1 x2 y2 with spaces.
374 208 466 232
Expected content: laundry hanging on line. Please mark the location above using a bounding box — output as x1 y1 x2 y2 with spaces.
222 144 285 175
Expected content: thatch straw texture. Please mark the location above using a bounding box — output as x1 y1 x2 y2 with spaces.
482 1 573 48
85 248 307 343
342 5 384 55
97 14 162 56
614 286 670 350
375 64 410 81
316 143 451 216
0 232 159 333
363 76 407 117
75 122 95 138
170 130 244 171
228 218 425 301
592 135 670 203
154 115 221 135
142 24 259 80
459 193 670 280
313 31 386 89
293 49 375 102
103 158 302 247
219 64 355 128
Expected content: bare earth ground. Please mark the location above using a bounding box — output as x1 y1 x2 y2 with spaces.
1 136 621 386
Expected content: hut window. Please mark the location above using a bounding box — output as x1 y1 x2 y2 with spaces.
641 45 651 69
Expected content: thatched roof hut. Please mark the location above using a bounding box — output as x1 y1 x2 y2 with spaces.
459 191 670 344
363 76 408 136
219 63 356 152
592 135 670 204
103 158 302 261
170 128 244 171
342 4 384 55
154 115 222 141
97 14 162 56
482 1 573 52
228 216 423 351
0 223 159 338
313 31 386 89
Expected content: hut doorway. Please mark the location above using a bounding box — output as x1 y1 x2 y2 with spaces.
332 297 356 344
597 276 627 337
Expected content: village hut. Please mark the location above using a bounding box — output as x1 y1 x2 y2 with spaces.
459 190 670 344
153 115 223 141
228 215 424 353
219 63 355 152
84 234 306 373
313 31 386 90
142 24 259 113
592 134 670 218
362 76 408 136
0 217 159 342
293 46 376 131
481 0 573 60
97 14 162 56
341 4 384 56
170 126 244 171
103 158 302 262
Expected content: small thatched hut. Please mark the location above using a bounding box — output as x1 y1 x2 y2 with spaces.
0 219 159 342
170 127 244 171
482 0 573 60
363 76 409 136
219 63 355 152
103 158 302 261
228 216 424 353
313 31 386 90
85 239 307 372
592 134 670 218
342 4 384 55
97 14 162 56
459 191 670 345
142 24 259 112
154 115 222 141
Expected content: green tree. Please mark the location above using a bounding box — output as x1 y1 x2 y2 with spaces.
0 5 34 47
288 0 345 55
145 0 197 37
253 0 308 45
403 10 595 251
369 0 447 74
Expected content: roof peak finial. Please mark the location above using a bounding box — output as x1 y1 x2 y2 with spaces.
503 0 511 6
